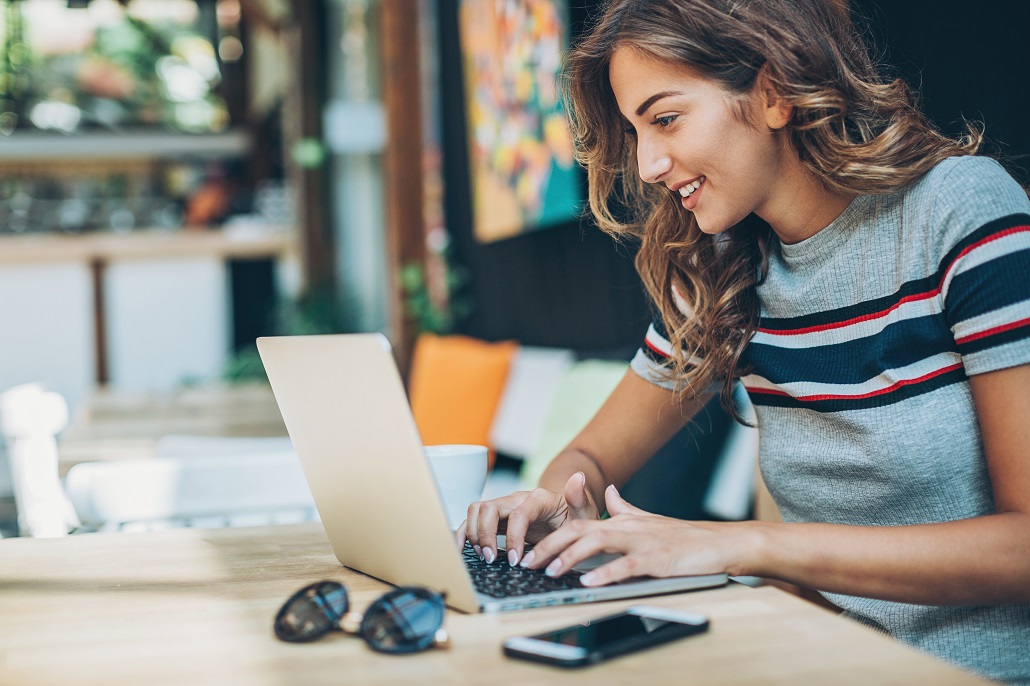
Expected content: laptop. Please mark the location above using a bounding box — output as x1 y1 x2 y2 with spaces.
256 333 727 613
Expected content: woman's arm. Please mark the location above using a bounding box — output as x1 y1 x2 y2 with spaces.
756 362 1030 604
461 369 712 566
538 369 712 507
526 364 1030 606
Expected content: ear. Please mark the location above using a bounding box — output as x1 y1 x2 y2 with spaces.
756 65 792 130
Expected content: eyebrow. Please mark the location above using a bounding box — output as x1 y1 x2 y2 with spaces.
635 91 682 117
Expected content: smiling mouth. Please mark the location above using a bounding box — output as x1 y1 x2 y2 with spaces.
678 177 705 198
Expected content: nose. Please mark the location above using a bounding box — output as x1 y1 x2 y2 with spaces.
636 136 673 184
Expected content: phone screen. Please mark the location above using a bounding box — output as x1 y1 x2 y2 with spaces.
504 607 709 667
535 612 698 651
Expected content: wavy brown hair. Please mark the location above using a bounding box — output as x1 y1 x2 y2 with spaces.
563 0 982 417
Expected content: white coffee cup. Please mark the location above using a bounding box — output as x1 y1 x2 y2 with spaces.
424 444 488 529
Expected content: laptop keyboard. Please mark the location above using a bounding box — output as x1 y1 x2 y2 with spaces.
462 542 583 598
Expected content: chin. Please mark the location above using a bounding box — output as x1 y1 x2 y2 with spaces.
692 214 732 236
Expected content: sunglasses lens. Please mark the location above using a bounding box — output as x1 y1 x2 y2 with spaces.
360 587 445 654
274 581 349 642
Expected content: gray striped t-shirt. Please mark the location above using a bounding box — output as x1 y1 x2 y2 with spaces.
632 156 1030 684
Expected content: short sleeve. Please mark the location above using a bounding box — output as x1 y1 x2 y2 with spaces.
933 157 1030 375
630 316 678 390
629 313 721 396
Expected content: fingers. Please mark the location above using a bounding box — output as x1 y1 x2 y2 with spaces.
604 483 644 517
504 488 563 566
462 484 596 568
579 555 640 587
465 500 483 559
463 491 535 563
477 502 501 564
519 487 650 576
563 471 596 520
524 523 643 586
519 516 592 572
502 505 528 566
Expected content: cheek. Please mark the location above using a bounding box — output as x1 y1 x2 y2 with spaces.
713 127 778 197
693 134 769 234
693 117 750 180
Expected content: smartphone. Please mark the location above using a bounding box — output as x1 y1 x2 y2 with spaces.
502 605 709 668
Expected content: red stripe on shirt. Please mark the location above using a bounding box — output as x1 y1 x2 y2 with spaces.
744 362 964 402
940 225 1030 289
644 337 669 358
757 289 938 336
955 315 1030 345
758 225 1030 338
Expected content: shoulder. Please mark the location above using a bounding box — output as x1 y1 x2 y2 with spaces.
905 156 1030 260
909 156 1028 213
914 156 1028 217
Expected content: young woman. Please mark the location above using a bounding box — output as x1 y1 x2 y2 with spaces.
459 0 1030 682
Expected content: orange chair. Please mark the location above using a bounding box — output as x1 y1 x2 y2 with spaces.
408 334 518 469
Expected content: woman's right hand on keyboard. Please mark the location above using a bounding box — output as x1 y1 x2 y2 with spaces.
456 471 600 567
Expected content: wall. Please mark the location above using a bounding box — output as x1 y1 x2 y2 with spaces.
852 1 1030 184
439 0 1029 353
451 218 650 352
437 0 651 353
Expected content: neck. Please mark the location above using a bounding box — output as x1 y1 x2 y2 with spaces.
760 157 856 245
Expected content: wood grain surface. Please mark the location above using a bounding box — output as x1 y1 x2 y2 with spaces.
0 523 991 686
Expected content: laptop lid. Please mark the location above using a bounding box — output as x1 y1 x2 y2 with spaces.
258 333 728 614
256 333 481 612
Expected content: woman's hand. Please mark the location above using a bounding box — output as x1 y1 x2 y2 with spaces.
456 471 600 566
520 484 758 586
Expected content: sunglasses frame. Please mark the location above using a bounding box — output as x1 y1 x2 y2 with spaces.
274 580 447 655
360 586 448 654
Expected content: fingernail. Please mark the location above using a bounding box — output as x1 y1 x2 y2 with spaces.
473 545 482 560
580 572 597 586
520 550 536 568
484 547 495 564
545 559 562 577
508 549 519 566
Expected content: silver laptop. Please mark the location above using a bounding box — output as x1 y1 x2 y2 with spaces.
256 333 726 613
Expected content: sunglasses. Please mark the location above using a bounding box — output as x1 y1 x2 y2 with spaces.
274 581 449 654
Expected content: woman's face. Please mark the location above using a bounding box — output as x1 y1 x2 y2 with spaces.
609 46 793 235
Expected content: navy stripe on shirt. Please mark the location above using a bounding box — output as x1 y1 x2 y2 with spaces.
745 365 968 412
944 249 1030 325
641 213 1030 412
744 315 957 386
756 213 1030 335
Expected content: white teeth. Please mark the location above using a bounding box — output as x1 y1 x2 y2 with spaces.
678 177 705 198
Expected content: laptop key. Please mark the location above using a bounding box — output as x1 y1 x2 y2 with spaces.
462 542 582 598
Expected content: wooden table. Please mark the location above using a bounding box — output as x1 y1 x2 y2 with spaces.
0 523 989 686
57 382 288 475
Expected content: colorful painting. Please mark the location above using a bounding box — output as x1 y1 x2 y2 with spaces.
458 0 580 243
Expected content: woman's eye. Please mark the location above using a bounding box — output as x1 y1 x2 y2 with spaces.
653 114 677 128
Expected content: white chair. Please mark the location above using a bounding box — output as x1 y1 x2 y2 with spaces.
64 438 317 532
1 384 82 537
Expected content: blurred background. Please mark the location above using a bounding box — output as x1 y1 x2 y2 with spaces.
0 0 1026 536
